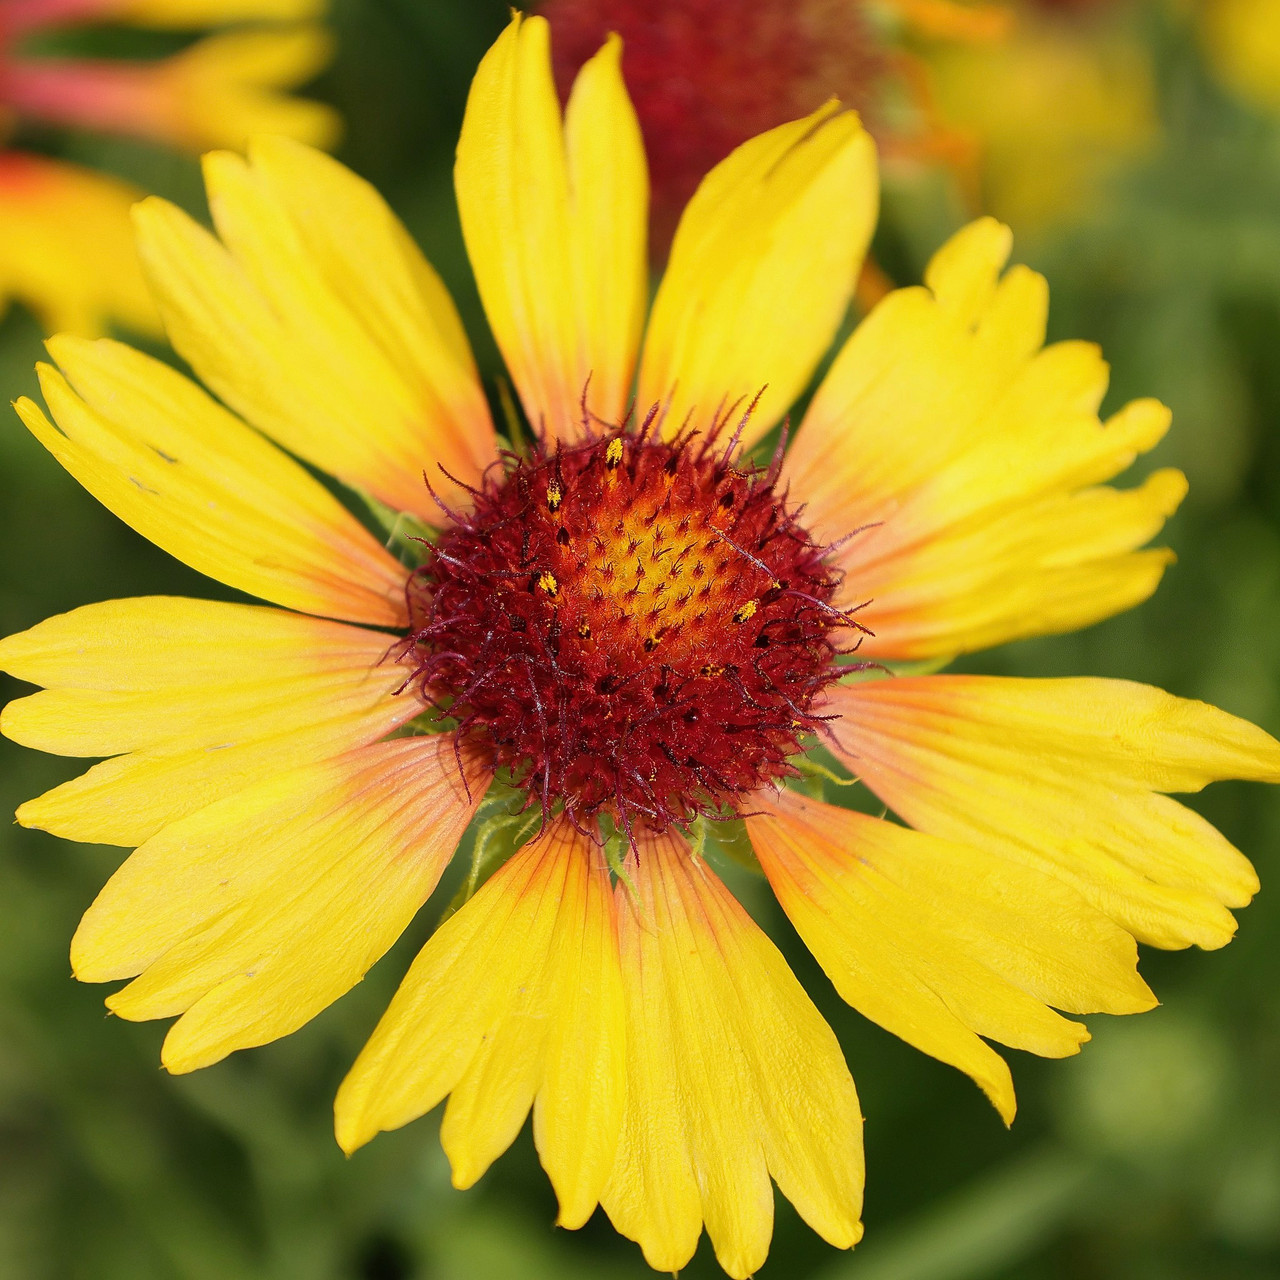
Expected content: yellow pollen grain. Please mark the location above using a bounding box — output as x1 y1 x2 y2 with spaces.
538 571 559 597
547 481 562 512
605 438 624 468
734 600 758 624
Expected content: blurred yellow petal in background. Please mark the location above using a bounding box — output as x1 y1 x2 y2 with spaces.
1199 0 1280 110
0 154 157 335
0 0 336 335
925 3 1158 230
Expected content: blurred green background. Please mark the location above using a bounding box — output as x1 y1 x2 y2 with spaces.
6 1 1280 1277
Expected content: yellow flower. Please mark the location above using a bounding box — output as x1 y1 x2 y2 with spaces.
926 2 1158 230
1199 0 1280 110
3 12 1277 1276
0 0 337 335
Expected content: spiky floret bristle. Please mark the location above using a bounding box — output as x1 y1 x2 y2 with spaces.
404 428 857 837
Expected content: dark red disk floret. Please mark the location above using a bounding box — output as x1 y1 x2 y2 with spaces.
403 430 854 836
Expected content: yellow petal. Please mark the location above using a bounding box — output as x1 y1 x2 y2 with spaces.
245 137 497 500
72 735 484 1073
1202 0 1280 111
861 469 1186 656
17 337 408 626
456 14 647 441
97 0 324 28
0 153 158 337
824 676 1278 950
635 101 877 451
926 216 1016 327
16 724 413 850
335 819 625 1232
0 597 416 845
561 32 649 430
132 140 495 522
600 827 863 1279
784 219 1178 658
748 790 1156 1123
160 27 339 151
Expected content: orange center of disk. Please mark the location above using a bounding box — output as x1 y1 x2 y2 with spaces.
535 437 764 669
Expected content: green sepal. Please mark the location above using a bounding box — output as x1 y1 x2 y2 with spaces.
356 488 438 559
598 812 639 901
439 783 543 924
838 653 953 683
688 814 763 877
793 754 860 788
386 709 459 739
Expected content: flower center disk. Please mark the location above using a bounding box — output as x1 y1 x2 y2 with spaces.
407 432 846 831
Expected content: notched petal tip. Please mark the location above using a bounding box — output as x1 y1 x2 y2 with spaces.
487 6 540 59
925 215 1014 319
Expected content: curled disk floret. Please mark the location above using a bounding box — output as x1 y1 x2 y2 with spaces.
404 427 859 834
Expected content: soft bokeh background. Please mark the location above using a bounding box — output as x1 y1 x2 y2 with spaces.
5 1 1280 1276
